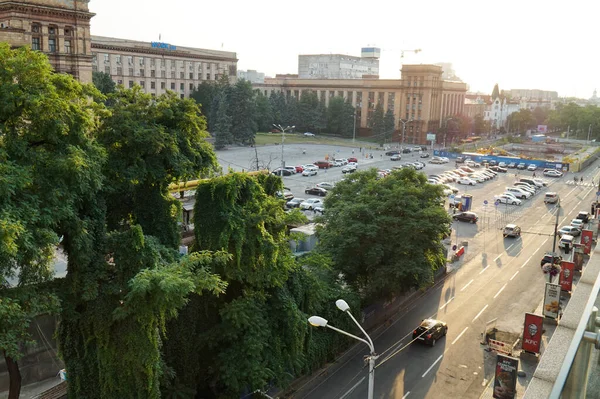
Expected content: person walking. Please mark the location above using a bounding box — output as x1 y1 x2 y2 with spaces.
533 172 536 178
581 176 584 183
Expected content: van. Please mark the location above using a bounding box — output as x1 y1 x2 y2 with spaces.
544 192 559 204
559 234 574 252
520 178 542 188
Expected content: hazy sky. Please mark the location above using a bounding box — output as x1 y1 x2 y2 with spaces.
90 0 598 98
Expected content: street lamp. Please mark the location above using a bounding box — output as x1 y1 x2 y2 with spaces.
443 117 454 148
352 109 357 144
273 124 295 176
308 299 378 399
399 118 413 149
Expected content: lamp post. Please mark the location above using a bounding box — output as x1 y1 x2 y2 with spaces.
273 124 295 176
443 117 454 148
552 198 561 254
399 118 412 149
309 299 377 399
352 109 357 144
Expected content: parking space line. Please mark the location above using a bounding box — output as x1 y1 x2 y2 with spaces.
510 271 519 281
422 355 444 378
440 297 455 310
402 392 411 399
461 279 474 292
472 304 488 322
480 266 489 275
493 284 507 299
493 254 501 261
452 327 469 345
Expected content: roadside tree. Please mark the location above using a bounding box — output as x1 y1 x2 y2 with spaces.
92 71 116 94
384 108 396 142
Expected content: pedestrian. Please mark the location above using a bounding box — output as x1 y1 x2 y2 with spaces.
352 149 355 154
581 176 584 183
533 172 536 178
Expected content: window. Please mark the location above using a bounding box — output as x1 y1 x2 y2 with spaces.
180 72 184 79
180 83 184 90
104 66 110 74
48 26 56 35
161 82 166 89
129 81 134 88
189 72 193 79
128 67 134 76
189 63 193 71
151 93 156 97
161 70 166 78
198 63 202 71
150 58 155 67
206 73 210 80
116 55 121 64
127 56 133 65
189 83 193 90
151 81 156 89
140 81 145 88
32 23 41 33
117 79 123 85
180 94 184 99
160 59 165 67
48 38 56 53
140 69 145 77
151 70 156 78
92 65 98 72
171 71 175 79
170 82 175 90
104 54 109 63
31 37 41 51
64 27 72 36
139 57 145 66
64 40 71 54
117 66 122 75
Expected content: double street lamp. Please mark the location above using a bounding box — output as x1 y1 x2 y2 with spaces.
308 300 378 399
273 124 295 176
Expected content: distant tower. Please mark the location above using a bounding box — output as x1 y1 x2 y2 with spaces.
491 83 500 100
592 89 598 100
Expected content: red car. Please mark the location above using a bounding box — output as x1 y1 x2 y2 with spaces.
314 161 333 169
295 165 304 173
347 157 358 163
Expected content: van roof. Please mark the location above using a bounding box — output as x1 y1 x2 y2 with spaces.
561 234 574 240
545 192 558 196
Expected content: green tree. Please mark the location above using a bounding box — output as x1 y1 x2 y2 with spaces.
269 91 287 127
213 90 233 149
92 71 116 94
254 90 273 132
190 81 220 130
473 114 486 135
384 108 396 142
370 103 385 140
298 91 322 132
317 168 451 301
229 80 257 144
326 96 346 134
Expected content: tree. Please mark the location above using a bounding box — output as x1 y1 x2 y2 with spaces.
384 108 396 142
254 90 273 132
212 90 233 149
229 80 257 144
298 91 322 132
369 103 385 141
317 168 451 301
92 71 116 94
190 81 220 130
473 114 486 135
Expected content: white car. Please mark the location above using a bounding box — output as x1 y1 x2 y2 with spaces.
532 178 547 187
303 132 315 137
302 168 318 176
571 219 584 230
513 184 535 195
313 204 325 214
457 177 476 185
283 166 297 174
332 160 344 167
440 157 450 163
335 158 348 165
505 187 532 199
527 164 537 171
502 192 520 202
544 170 563 177
300 198 323 210
428 178 441 184
470 174 486 183
342 164 357 174
316 182 335 190
494 194 522 206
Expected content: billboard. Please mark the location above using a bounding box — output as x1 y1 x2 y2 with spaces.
581 229 593 254
559 261 575 292
543 283 561 319
427 133 436 142
493 354 519 399
522 313 543 354
537 125 548 133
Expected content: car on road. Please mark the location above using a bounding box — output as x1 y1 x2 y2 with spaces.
490 166 507 173
571 219 584 230
332 160 344 167
541 252 562 267
305 187 328 197
429 157 445 164
313 204 325 214
499 162 507 168
420 152 430 158
300 198 323 210
295 165 304 173
302 167 318 176
558 225 581 237
507 162 517 169
503 224 522 238
453 211 478 223
488 160 498 166
313 160 333 169
342 164 357 174
527 164 538 171
457 177 476 185
286 198 305 208
576 211 590 223
385 150 401 156
532 178 547 187
347 157 358 163
316 182 336 190
272 168 293 176
391 154 402 161
303 132 315 137
335 158 348 165
517 163 527 170
544 169 563 177
544 192 559 204
412 319 448 346
494 194 522 206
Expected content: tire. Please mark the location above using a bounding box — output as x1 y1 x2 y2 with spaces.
309 206 313 211
470 183 474 186
431 338 436 347
305 191 309 194
470 220 475 224
444 327 448 336
512 201 517 205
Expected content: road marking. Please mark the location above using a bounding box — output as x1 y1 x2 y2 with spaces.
452 327 469 345
566 187 576 197
461 279 474 292
402 392 410 399
472 304 488 322
541 238 549 247
422 354 444 378
505 243 516 252
479 266 489 275
494 284 507 299
339 376 366 399
510 271 519 281
493 254 501 261
440 297 455 310
521 255 532 268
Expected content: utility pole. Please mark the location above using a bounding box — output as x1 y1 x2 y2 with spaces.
273 124 295 176
552 199 561 254
588 124 592 143
352 110 357 144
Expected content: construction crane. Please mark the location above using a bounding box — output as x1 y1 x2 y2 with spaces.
400 49 422 59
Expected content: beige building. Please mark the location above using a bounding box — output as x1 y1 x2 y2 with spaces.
254 64 467 144
0 0 94 82
91 36 238 98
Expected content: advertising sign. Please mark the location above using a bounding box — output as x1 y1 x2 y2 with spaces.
522 313 543 354
573 244 584 271
543 283 561 319
581 229 593 254
427 133 436 142
537 125 548 133
559 261 575 292
493 354 519 399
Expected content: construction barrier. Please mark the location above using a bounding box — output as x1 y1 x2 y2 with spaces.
455 246 465 257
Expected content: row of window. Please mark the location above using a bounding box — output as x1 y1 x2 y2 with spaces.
94 64 218 80
94 53 223 72
117 79 196 92
31 22 75 54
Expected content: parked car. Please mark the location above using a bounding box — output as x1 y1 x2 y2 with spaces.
520 178 543 188
300 198 323 210
527 164 538 171
505 187 532 199
571 219 584 230
391 154 402 161
420 152 430 158
412 319 448 346
558 225 581 237
453 211 478 223
286 198 305 208
332 160 344 167
443 184 459 194
272 168 293 176
456 156 465 163
495 194 522 206
507 162 517 168
457 177 476 185
305 187 328 197
513 184 535 195
402 148 412 153
541 252 562 267
313 204 325 214
499 162 507 168
303 132 315 137
429 157 445 164
544 170 563 177
517 163 527 170
532 178 547 187
313 160 333 169
276 189 294 200
342 164 357 174
335 158 348 165
347 157 358 163
385 150 401 156
295 165 304 173
302 168 318 176
496 166 508 173
316 182 335 190
413 161 425 169
489 160 498 166
503 224 522 238
576 211 590 223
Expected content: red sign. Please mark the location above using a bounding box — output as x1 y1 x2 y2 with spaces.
493 354 519 398
522 313 543 354
559 261 575 292
581 229 593 254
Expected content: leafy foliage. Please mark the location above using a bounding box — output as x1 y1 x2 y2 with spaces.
92 71 117 95
370 103 385 138
317 168 452 301
229 80 258 144
384 108 396 142
212 90 233 149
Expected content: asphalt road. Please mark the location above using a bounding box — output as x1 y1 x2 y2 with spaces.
223 144 600 399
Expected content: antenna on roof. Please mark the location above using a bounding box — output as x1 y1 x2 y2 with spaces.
159 33 161 41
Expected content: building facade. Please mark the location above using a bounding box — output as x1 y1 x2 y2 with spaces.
509 88 558 101
91 36 237 99
238 69 265 83
298 49 380 80
0 0 94 82
254 64 467 144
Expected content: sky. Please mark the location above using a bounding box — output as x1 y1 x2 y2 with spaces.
89 0 600 98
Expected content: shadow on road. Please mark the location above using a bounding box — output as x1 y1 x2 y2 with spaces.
504 237 523 257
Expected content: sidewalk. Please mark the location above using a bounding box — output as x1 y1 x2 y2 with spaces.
0 377 65 399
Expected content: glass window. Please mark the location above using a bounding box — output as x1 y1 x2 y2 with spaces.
48 26 56 35
206 73 210 80
116 55 121 64
32 23 41 33
127 56 133 65
48 38 56 53
171 82 175 90
160 59 165 67
140 69 145 77
161 82 166 89
151 70 156 78
31 37 41 51
171 71 175 79
129 81 134 88
151 81 156 89
189 83 193 90
104 54 109 63
64 40 71 54
161 70 165 78
140 81 145 88
139 57 145 66
189 72 193 79
117 67 122 75
128 67 133 76
180 72 184 79
150 58 155 67
104 66 110 74
64 27 72 36
117 79 123 85
180 83 184 90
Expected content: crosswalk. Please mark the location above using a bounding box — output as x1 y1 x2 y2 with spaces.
564 180 596 188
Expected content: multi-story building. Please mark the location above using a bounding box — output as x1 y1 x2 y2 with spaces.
238 69 265 84
298 48 380 80
253 64 467 145
509 88 558 101
434 62 462 82
91 36 237 98
0 0 94 82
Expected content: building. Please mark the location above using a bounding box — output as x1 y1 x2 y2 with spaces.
253 64 467 145
298 47 380 80
238 69 265 83
509 88 558 101
434 62 462 81
91 36 237 99
0 0 94 82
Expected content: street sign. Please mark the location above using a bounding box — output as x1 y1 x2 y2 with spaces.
484 200 489 205
596 191 600 197
522 313 543 354
495 200 500 206
449 194 455 199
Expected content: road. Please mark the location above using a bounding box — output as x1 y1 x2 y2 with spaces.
216 144 600 399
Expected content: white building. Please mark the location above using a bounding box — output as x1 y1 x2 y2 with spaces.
238 69 265 83
484 96 520 129
298 48 380 79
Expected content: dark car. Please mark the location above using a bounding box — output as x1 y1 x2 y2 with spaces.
402 148 412 153
420 152 430 158
453 211 478 223
541 252 562 267
489 160 497 166
412 319 448 346
490 166 507 173
286 198 305 208
347 157 358 163
272 168 293 176
314 161 333 169
385 150 401 156
507 162 517 168
576 211 590 223
391 154 402 161
420 146 428 151
305 187 328 197
516 163 527 170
